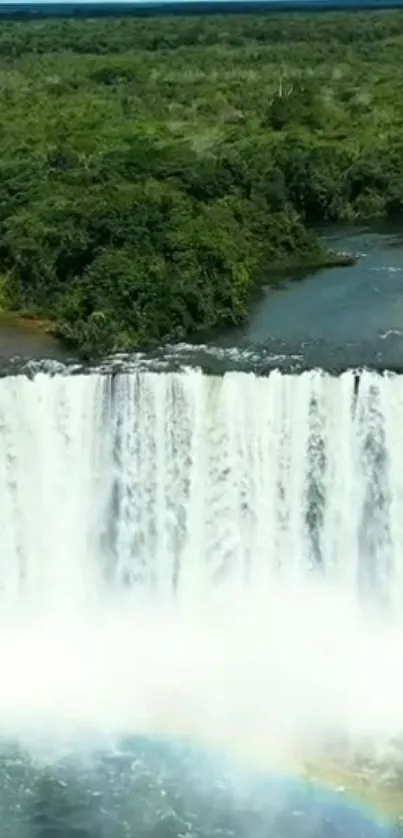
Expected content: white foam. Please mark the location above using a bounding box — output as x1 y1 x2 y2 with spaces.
0 369 403 769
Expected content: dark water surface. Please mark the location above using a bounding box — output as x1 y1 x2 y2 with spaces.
235 225 403 346
209 222 403 373
0 737 398 838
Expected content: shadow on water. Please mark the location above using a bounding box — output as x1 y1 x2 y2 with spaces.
0 737 399 838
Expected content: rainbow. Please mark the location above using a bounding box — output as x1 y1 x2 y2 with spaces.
165 734 403 836
278 763 402 836
127 728 403 835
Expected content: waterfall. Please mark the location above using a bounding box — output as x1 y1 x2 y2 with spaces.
1 367 403 608
1 367 403 760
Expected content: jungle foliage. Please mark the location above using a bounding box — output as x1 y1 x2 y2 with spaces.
1 11 403 356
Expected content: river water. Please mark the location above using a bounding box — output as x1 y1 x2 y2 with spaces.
231 223 403 349
1 224 403 837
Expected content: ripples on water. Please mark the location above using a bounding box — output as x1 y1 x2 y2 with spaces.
0 737 399 838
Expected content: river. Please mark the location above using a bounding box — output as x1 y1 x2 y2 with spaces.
2 221 403 374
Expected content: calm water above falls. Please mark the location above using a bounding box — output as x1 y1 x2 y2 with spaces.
203 222 403 373
240 225 403 346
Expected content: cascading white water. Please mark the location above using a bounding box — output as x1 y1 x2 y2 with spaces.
1 367 403 766
110 368 403 609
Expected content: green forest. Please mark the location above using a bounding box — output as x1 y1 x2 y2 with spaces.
0 10 403 357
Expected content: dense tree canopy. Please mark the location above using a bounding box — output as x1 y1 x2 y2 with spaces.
0 10 402 356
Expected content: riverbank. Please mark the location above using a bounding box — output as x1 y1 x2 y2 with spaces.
0 12 401 356
2 223 402 370
0 244 356 358
0 239 358 364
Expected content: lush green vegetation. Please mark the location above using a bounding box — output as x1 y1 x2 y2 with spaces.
0 11 403 356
